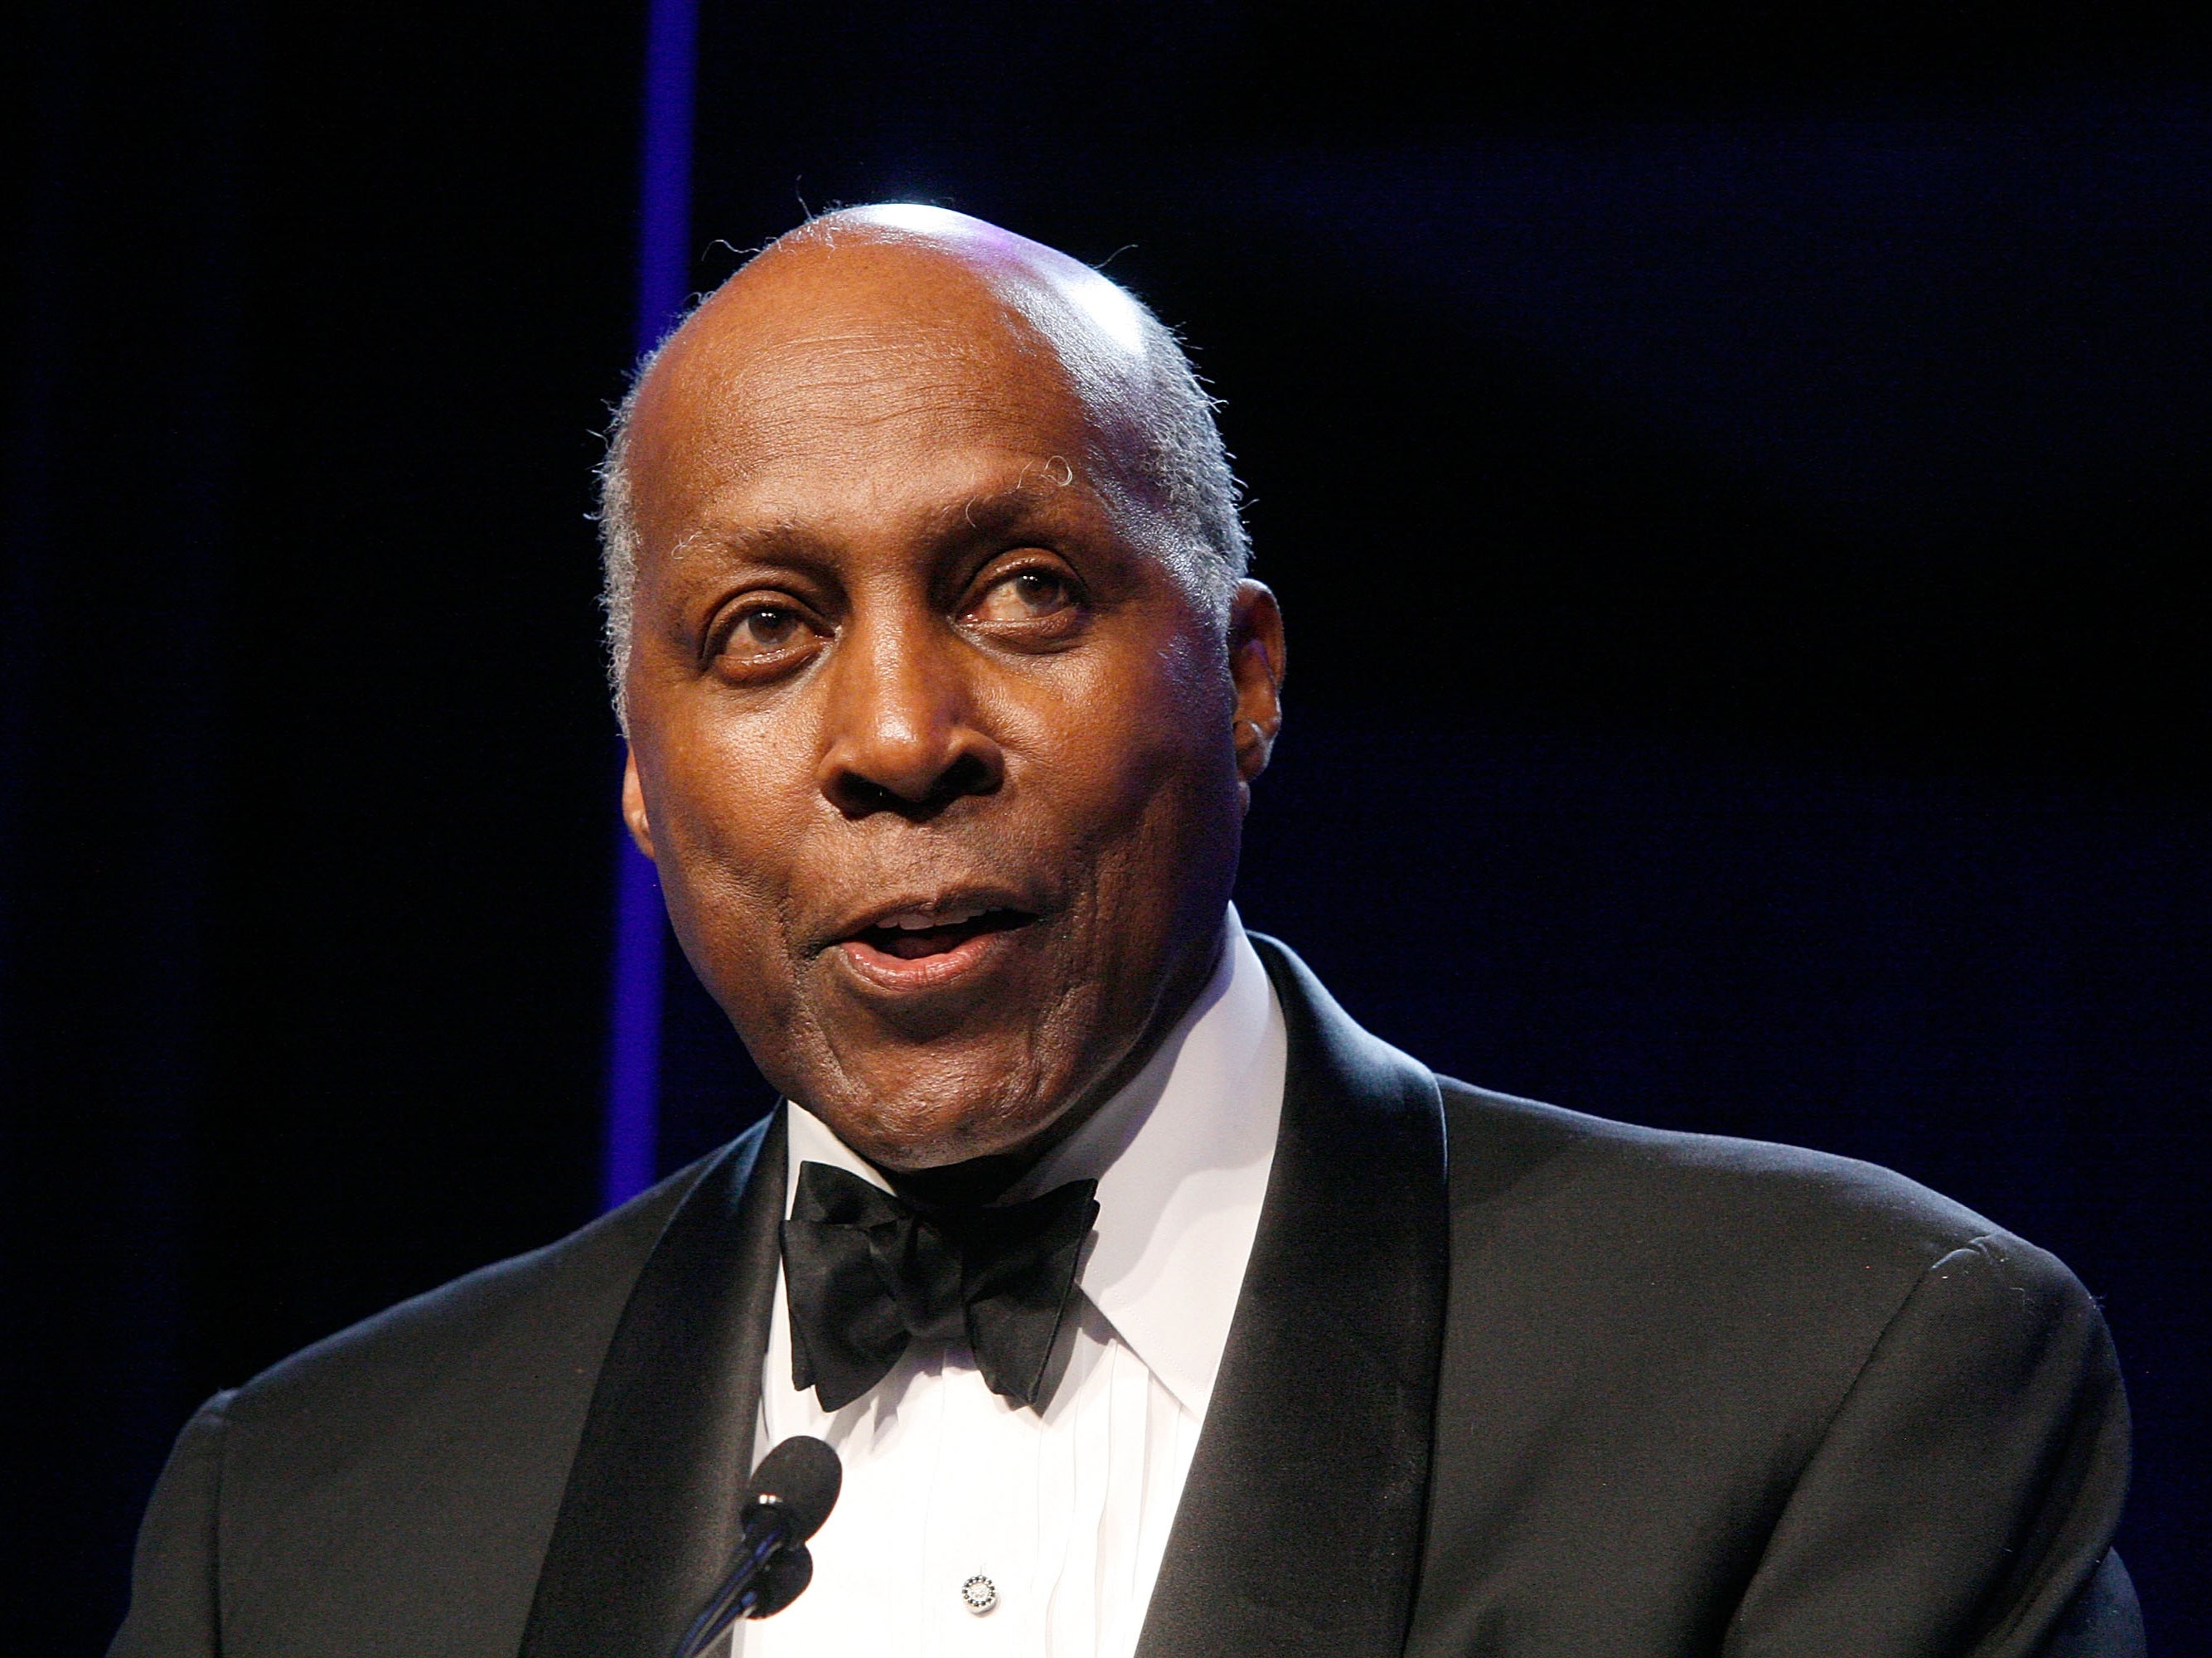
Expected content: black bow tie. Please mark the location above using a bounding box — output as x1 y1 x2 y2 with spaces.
781 1161 1100 1412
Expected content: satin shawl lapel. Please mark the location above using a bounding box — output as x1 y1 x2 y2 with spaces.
1136 936 1449 1658
520 1110 788 1658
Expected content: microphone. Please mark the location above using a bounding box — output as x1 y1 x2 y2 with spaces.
672 1435 842 1658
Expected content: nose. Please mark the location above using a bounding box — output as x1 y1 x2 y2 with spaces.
814 612 1004 819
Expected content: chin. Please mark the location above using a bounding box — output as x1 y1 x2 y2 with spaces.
810 1054 1084 1171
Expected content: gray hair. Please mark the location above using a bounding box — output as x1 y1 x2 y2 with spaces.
594 257 1249 725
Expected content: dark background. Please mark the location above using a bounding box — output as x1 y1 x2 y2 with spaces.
6 0 2206 1650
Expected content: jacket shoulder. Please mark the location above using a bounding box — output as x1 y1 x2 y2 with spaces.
228 1155 709 1433
1414 1088 2128 1653
196 1151 735 1658
1427 1074 2105 1443
1437 1074 2020 1279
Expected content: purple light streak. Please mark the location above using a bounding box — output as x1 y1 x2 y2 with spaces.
602 0 698 1210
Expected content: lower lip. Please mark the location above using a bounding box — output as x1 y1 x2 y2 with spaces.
834 925 1019 994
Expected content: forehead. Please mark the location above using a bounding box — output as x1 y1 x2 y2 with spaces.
625 246 1137 548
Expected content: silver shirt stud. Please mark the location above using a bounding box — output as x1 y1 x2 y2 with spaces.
961 1574 997 1615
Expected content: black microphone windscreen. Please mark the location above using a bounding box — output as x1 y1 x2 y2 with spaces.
743 1436 841 1542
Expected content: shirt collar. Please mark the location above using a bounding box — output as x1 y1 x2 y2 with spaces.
783 907 1286 1421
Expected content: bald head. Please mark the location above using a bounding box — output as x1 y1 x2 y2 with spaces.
598 206 1247 715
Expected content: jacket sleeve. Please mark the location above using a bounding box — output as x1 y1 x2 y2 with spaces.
108 1391 233 1658
1724 1234 2141 1658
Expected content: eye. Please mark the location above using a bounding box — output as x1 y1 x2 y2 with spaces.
967 566 1078 627
713 599 820 676
733 606 801 650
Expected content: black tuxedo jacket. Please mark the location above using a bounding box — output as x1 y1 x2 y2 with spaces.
112 938 2142 1657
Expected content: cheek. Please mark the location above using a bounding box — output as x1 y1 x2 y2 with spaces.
1019 628 1237 881
633 716 813 989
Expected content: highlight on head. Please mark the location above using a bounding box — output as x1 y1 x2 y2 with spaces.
594 205 1251 725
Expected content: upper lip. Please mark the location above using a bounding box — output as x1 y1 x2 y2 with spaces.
819 885 1044 949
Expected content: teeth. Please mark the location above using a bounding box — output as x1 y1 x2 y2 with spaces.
879 902 987 931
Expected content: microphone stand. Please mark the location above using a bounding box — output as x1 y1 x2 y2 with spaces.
672 1435 838 1658
671 1498 811 1658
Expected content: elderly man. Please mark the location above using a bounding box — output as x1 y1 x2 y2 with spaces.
112 207 2139 1658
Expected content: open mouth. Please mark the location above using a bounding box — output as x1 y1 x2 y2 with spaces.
850 905 1037 962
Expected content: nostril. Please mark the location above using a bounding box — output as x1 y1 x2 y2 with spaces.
937 751 1001 800
827 745 1001 822
830 775 901 817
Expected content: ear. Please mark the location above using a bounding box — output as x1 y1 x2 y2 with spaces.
621 748 658 861
1227 579 1285 800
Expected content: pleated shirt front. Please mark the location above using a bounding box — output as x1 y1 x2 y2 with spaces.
733 918 1285 1658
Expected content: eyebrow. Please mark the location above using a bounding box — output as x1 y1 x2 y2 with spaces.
680 519 829 567
692 473 1107 569
946 477 1097 539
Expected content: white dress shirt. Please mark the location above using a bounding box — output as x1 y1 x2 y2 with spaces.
733 910 1286 1658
